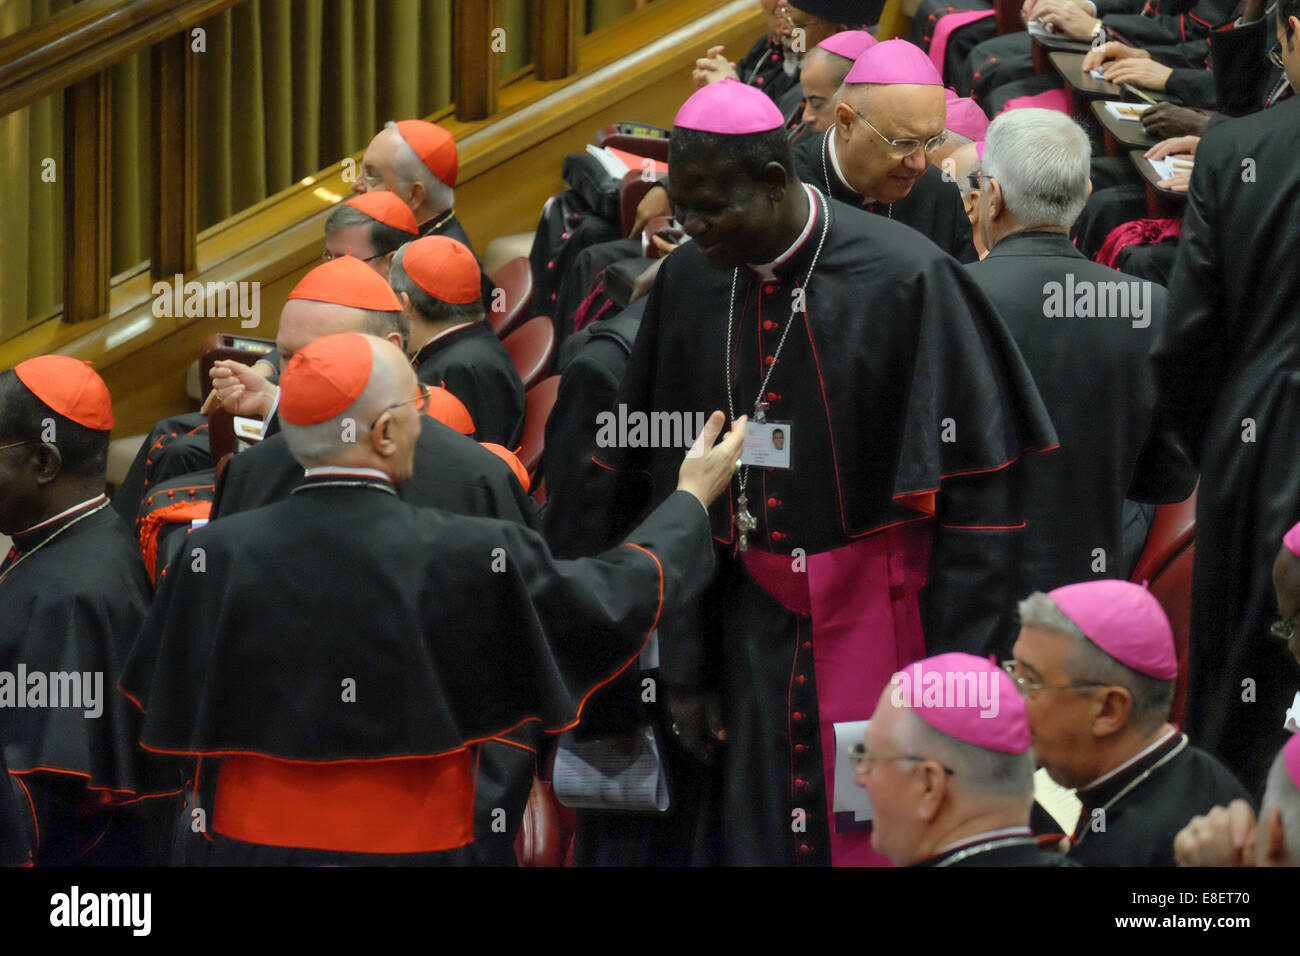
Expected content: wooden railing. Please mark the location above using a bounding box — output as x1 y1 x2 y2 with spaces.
0 0 760 435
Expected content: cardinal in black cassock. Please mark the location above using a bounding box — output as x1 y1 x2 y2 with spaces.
121 332 744 865
792 40 977 263
572 76 1055 867
1152 89 1300 794
0 357 181 865
390 236 526 449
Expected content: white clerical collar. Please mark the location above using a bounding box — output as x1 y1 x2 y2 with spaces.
826 134 880 205
1078 725 1178 793
302 466 392 483
18 494 108 535
746 183 819 281
934 825 1033 857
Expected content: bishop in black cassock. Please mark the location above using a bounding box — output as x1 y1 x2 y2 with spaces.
792 39 977 263
577 77 1054 866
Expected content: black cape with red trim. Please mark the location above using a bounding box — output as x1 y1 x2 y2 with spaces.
121 476 712 767
0 749 32 866
577 189 1055 865
1 502 180 863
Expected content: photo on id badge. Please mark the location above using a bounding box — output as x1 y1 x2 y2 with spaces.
742 421 791 469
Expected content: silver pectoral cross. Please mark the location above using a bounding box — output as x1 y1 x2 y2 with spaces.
735 493 758 552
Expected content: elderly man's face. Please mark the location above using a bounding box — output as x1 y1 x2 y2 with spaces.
784 4 844 53
761 0 788 40
1010 626 1107 789
799 49 843 132
836 84 946 203
856 686 930 866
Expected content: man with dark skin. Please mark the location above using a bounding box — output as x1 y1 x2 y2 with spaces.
0 357 178 864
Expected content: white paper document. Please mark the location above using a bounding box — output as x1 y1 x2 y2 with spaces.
1104 100 1152 121
832 720 874 821
553 725 670 812
1147 154 1194 181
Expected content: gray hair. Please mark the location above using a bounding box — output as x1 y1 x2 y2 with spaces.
281 338 405 468
324 202 417 257
982 108 1091 230
1261 746 1300 865
892 705 1036 801
1017 591 1174 733
389 243 485 325
385 120 455 214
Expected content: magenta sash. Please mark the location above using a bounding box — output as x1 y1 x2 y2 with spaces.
930 10 995 79
1000 88 1072 115
742 520 933 866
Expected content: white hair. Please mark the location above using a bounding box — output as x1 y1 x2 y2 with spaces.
281 338 405 468
385 120 455 214
891 705 1035 800
981 108 1091 230
1261 748 1300 865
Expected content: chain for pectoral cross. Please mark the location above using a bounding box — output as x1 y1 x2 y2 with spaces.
724 186 830 551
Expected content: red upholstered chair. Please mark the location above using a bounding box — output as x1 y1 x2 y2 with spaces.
518 375 561 479
619 169 667 238
1129 486 1199 729
502 316 556 392
488 257 533 339
595 124 670 163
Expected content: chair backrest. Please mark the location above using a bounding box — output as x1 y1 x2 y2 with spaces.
488 256 533 339
198 333 277 401
502 316 556 392
518 375 561 478
1128 487 1198 729
595 123 670 163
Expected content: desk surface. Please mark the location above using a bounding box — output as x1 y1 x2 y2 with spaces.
1051 50 1125 97
1129 147 1191 202
1091 99 1158 149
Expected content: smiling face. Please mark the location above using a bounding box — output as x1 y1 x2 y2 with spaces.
667 152 788 270
835 83 947 203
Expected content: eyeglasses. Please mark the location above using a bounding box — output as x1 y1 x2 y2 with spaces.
0 438 41 454
967 172 990 192
851 109 948 160
1000 660 1110 696
322 249 385 264
1270 615 1297 642
1270 39 1285 70
847 742 955 775
369 383 431 431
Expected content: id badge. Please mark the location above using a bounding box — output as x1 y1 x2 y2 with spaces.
740 421 792 469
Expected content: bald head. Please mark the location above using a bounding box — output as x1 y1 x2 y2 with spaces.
276 298 408 363
833 82 946 203
800 46 855 132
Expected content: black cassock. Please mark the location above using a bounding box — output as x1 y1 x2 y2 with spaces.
588 188 1055 865
735 33 801 105
419 209 498 312
0 749 31 866
1056 731 1250 866
965 231 1195 592
121 475 714 865
1152 96 1300 794
412 323 526 449
212 415 538 530
0 500 179 865
209 416 539 864
793 129 978 263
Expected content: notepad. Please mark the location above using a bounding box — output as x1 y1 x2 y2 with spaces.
1104 101 1152 120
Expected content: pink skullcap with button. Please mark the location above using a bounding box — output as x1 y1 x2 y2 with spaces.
1048 580 1177 680
845 38 942 86
892 652 1029 754
674 78 785 134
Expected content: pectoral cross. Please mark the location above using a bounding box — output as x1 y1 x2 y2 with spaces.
736 493 758 552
